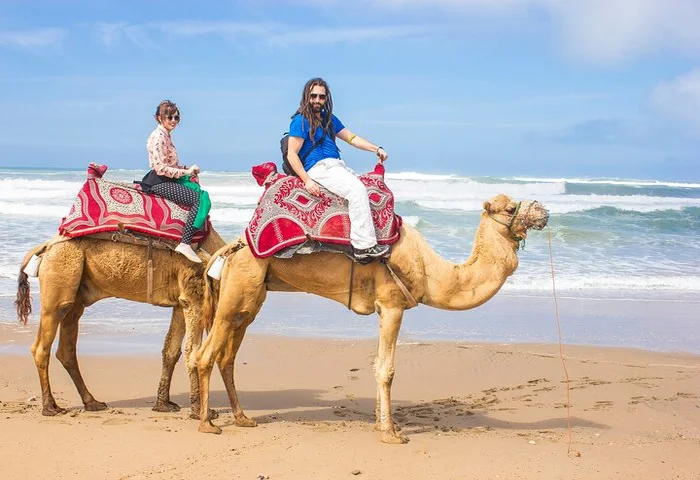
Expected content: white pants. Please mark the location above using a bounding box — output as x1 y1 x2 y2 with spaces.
307 159 377 249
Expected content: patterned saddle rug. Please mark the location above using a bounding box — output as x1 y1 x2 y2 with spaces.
58 163 211 244
245 162 402 258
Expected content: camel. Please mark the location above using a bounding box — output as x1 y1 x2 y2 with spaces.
16 227 226 417
194 194 549 443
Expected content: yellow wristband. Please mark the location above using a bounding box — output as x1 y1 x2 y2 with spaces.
347 134 357 145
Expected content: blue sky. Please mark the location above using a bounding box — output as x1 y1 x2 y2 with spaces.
1 0 699 181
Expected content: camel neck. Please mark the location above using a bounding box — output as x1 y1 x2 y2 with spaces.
420 216 520 310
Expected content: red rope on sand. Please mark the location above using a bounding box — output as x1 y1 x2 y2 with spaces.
547 225 576 455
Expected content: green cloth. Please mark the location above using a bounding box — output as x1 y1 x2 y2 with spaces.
175 175 211 230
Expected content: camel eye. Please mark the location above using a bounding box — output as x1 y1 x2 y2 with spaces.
505 205 516 214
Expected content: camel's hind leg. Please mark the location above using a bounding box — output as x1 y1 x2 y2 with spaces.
31 308 65 416
374 305 409 444
218 323 256 427
55 304 108 411
152 307 185 413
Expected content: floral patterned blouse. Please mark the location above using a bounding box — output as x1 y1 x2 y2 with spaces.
146 124 187 178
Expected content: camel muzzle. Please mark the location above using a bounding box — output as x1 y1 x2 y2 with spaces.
525 201 549 230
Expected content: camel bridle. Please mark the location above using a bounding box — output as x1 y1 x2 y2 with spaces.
487 201 532 247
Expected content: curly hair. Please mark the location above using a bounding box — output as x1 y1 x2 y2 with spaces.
154 100 180 123
294 78 335 140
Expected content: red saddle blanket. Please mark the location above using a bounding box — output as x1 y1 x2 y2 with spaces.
58 163 210 244
245 162 402 258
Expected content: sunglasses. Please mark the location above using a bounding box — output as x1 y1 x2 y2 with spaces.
309 93 327 100
165 114 180 122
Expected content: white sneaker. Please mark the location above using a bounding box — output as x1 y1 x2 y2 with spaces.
175 243 202 263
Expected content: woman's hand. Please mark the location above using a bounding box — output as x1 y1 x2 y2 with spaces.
187 164 200 175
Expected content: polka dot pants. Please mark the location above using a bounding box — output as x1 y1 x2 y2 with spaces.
151 182 201 244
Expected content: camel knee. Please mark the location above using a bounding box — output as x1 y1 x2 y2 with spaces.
375 364 396 385
55 348 76 369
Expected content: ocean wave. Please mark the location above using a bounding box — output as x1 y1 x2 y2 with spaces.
410 193 700 213
0 201 70 218
208 207 257 224
510 176 700 189
507 274 700 292
385 171 459 181
401 216 421 227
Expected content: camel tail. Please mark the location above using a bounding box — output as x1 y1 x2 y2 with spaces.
201 273 219 334
16 243 48 325
201 251 226 334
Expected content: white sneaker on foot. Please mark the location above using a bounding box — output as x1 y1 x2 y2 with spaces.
175 243 202 263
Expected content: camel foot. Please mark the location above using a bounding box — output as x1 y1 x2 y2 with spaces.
152 400 181 413
375 421 402 432
199 420 222 434
84 400 108 412
381 431 409 444
234 415 257 427
189 408 219 420
42 404 67 416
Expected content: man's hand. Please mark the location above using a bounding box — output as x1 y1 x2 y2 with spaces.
376 147 388 163
304 178 321 196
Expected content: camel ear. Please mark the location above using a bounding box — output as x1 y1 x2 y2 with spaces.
482 201 491 213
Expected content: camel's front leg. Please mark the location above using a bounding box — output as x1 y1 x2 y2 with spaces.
374 305 408 444
218 323 257 427
196 317 229 434
55 305 108 412
152 307 185 413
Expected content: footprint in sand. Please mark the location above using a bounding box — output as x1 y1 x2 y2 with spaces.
587 400 613 411
102 418 130 425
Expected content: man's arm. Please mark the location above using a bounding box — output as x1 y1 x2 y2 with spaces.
336 128 388 162
287 136 321 195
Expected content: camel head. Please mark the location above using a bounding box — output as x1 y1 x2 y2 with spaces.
482 194 549 243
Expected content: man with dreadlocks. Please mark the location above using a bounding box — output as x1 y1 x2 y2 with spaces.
286 77 391 261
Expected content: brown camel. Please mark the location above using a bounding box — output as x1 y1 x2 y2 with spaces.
16 227 226 417
195 194 549 443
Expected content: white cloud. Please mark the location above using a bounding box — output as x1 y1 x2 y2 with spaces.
318 0 700 64
93 20 431 49
650 69 700 135
0 28 64 48
96 22 128 47
267 25 432 47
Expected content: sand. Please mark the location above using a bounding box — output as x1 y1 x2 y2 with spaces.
1 324 699 480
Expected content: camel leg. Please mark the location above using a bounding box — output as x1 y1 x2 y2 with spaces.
55 304 108 411
217 323 256 427
180 304 218 421
152 307 185 412
196 318 231 434
31 309 65 416
374 306 408 444
197 297 266 433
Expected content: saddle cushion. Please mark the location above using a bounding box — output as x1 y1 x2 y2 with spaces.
245 162 402 258
58 163 211 243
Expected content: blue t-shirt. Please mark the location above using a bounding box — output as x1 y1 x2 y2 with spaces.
289 113 345 171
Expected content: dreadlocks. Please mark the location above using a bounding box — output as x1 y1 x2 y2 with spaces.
294 77 335 141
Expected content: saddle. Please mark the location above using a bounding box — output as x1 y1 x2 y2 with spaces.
244 162 402 259
57 163 211 246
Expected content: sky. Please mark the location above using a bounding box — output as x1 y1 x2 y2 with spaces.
1 0 699 181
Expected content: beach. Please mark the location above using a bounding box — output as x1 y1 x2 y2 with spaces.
1 168 699 479
1 316 699 480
